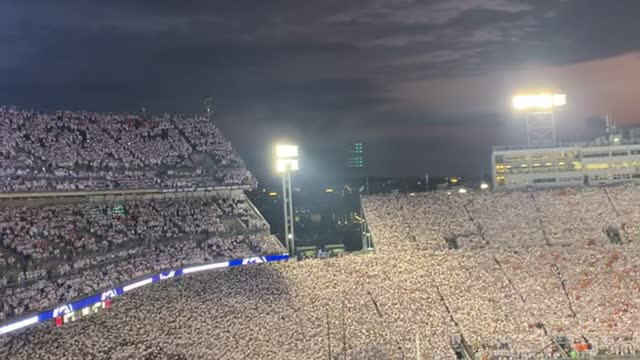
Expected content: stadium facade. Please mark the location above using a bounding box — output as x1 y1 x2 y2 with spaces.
492 141 640 189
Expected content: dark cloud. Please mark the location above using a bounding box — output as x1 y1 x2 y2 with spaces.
2 0 640 177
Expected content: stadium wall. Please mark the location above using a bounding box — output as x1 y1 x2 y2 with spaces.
359 201 375 251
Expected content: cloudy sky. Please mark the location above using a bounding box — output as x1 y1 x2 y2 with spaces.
2 0 640 178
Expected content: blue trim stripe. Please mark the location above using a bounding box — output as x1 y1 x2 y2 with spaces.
0 253 289 336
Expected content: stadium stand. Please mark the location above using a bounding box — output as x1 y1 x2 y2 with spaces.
1 106 640 358
0 107 253 192
0 191 281 323
0 106 282 326
1 181 640 358
1 247 639 359
362 185 638 251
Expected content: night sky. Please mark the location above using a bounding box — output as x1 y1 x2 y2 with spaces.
2 0 640 179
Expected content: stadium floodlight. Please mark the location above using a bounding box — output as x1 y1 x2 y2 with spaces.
275 144 299 158
276 158 299 173
275 144 299 174
274 144 298 256
480 182 489 190
512 93 567 111
512 92 566 146
458 188 468 194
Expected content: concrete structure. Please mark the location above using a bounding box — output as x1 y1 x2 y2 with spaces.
492 141 640 189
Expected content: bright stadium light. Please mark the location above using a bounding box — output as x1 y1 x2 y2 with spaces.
458 188 467 194
276 158 299 173
480 182 489 190
512 93 567 111
512 92 566 146
275 144 299 159
275 144 299 174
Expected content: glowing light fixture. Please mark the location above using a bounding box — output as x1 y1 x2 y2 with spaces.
512 93 567 111
276 144 299 158
275 144 299 174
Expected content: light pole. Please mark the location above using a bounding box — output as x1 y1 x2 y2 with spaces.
275 144 299 256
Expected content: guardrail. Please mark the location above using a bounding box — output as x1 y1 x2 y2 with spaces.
0 253 289 337
359 200 375 251
244 194 271 230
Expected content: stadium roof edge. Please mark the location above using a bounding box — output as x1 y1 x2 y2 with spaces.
493 140 640 152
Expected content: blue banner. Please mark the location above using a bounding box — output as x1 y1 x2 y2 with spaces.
0 253 289 336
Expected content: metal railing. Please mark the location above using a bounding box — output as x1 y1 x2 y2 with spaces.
493 138 640 152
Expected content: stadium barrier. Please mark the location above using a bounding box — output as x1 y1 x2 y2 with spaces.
359 201 375 251
0 253 289 337
0 184 252 199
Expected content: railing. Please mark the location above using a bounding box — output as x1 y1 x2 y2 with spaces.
0 253 289 337
243 193 272 231
493 138 640 152
359 198 375 251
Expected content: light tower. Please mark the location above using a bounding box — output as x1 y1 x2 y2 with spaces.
512 93 567 146
275 144 299 255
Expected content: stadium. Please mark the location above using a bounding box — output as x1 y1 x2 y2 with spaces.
0 97 639 360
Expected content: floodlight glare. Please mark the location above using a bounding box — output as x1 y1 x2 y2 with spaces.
480 183 489 190
275 144 299 174
512 93 567 111
276 159 299 173
275 144 299 159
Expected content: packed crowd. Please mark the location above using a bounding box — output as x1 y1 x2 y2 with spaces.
1 163 639 359
362 184 639 252
0 192 281 322
1 246 638 359
0 107 252 192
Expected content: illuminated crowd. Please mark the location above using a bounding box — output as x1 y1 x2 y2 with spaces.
2 104 640 358
0 193 280 322
0 107 252 192
1 246 639 359
362 184 639 251
0 184 638 358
